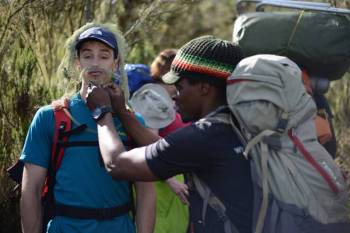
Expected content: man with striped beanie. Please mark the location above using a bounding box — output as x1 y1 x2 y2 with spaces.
86 36 253 233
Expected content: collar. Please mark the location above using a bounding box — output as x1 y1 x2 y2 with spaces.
203 105 230 119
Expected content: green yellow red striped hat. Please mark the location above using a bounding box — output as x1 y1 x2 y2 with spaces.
162 36 243 84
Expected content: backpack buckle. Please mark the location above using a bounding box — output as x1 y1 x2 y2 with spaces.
276 112 288 133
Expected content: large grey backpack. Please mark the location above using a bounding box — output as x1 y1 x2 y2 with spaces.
191 54 349 233
225 54 349 233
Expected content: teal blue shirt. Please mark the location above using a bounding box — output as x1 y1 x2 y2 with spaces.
20 93 142 233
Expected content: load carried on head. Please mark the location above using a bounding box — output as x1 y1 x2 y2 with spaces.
233 0 350 157
233 0 350 82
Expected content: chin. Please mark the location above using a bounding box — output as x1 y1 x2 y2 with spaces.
88 77 110 86
182 118 192 123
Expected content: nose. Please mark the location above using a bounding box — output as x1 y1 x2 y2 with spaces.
91 57 99 66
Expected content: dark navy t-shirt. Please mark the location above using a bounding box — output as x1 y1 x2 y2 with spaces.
145 119 253 233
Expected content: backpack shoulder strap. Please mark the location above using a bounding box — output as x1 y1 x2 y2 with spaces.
244 130 275 233
191 173 240 233
51 97 71 170
7 97 72 191
42 97 71 196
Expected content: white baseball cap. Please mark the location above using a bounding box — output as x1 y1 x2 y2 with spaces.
130 83 176 129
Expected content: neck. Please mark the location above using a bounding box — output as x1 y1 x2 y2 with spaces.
199 84 227 118
200 98 226 119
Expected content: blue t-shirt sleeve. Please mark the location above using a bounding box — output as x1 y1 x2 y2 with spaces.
20 105 54 169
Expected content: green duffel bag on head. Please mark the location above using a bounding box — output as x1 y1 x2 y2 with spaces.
232 11 350 81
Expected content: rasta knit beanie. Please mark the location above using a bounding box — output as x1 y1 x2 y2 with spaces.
162 36 243 84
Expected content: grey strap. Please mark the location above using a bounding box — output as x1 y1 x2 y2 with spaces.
196 107 243 233
228 114 248 148
254 141 269 233
243 130 277 233
192 173 240 233
243 130 275 159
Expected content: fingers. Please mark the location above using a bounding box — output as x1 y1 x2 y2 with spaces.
165 178 190 205
177 187 189 205
85 84 112 110
105 83 123 96
102 82 117 89
181 195 189 206
173 183 189 205
86 84 97 99
179 183 189 196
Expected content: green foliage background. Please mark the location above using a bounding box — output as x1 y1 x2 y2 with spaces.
0 0 349 231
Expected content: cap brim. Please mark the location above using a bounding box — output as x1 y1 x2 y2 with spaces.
162 70 180 84
76 37 116 50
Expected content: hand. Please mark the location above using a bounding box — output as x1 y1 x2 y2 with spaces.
106 83 128 115
166 177 189 205
86 84 111 111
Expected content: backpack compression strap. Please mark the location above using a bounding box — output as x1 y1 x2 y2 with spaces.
287 129 339 194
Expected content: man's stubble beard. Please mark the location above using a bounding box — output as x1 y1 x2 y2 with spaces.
80 66 115 86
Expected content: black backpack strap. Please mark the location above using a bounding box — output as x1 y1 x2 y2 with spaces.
59 124 87 138
54 202 132 220
58 140 99 147
6 160 24 192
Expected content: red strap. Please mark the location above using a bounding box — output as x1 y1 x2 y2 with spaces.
226 79 250 85
42 98 71 197
51 108 71 170
288 129 339 194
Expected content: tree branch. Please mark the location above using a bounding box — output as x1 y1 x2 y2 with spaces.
123 0 163 38
0 0 37 47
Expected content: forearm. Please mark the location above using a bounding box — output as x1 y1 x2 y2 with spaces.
135 182 156 233
97 113 160 181
117 110 160 146
20 187 42 233
97 113 126 174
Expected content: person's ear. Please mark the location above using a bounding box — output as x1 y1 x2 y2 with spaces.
199 82 210 96
75 59 81 70
114 57 120 72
